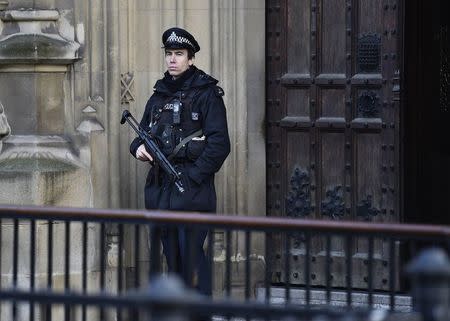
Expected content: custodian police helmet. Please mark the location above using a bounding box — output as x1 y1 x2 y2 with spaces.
162 27 200 53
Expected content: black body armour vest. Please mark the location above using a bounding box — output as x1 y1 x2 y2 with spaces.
148 89 202 160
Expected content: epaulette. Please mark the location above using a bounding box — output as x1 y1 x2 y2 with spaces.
214 86 225 97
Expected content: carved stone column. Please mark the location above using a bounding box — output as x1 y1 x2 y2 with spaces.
0 7 88 204
0 3 102 320
208 0 266 294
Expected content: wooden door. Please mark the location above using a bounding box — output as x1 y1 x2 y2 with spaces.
266 0 402 290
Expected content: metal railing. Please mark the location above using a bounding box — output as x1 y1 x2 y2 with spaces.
0 205 449 321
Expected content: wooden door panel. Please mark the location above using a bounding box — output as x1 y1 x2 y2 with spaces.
267 0 401 290
285 132 313 218
358 0 384 33
321 89 346 116
287 0 310 73
320 133 346 219
286 89 309 116
356 133 383 221
320 2 346 73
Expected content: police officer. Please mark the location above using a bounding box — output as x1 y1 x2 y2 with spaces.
130 27 230 296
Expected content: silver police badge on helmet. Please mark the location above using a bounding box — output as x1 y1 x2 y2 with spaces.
167 31 194 49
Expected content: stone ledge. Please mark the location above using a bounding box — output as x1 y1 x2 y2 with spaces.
0 135 86 172
0 64 68 72
255 287 412 312
0 9 81 64
0 1 8 11
0 9 59 22
0 33 80 64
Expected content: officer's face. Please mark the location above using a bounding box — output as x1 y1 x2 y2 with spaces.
165 49 194 79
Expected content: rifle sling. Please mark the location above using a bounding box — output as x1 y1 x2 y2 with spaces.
168 129 203 161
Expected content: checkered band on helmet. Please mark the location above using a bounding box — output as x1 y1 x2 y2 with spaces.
162 27 200 53
166 32 194 49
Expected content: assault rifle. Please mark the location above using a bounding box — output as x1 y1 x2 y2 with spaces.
120 109 185 193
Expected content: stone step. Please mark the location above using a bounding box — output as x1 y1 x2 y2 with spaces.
255 287 412 312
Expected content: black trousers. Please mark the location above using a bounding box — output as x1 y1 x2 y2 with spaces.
160 226 212 296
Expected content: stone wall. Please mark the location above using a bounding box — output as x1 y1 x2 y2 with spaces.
0 0 267 313
0 0 266 214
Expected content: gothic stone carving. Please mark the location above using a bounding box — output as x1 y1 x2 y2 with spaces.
0 9 81 64
121 72 135 103
76 98 104 134
0 101 10 140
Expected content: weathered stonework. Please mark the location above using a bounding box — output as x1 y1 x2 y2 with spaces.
0 3 100 320
0 0 267 312
0 9 81 64
0 135 91 205
0 100 10 140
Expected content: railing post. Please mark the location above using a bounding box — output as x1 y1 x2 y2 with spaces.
406 247 450 321
149 225 162 278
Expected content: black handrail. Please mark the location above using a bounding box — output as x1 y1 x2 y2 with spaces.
0 205 448 237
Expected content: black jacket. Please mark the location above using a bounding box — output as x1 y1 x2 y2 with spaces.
130 67 230 212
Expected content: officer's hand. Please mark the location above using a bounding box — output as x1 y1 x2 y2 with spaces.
136 144 153 162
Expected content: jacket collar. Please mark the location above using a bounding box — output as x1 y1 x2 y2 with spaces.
154 66 218 95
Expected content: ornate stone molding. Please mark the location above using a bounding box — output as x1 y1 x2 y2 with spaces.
0 9 81 64
76 98 105 134
120 72 135 104
0 135 86 172
0 100 10 140
0 1 8 11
